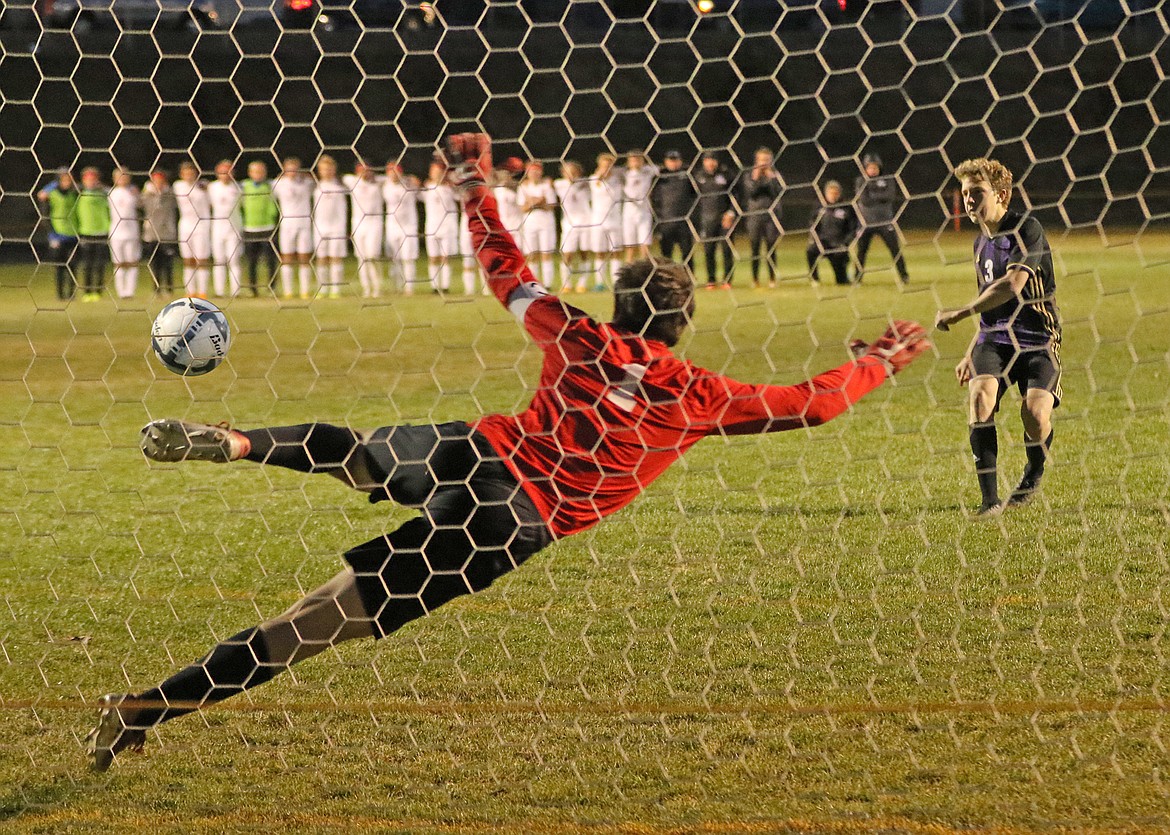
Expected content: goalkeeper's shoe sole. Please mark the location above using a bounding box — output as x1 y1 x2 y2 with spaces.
141 419 236 463
85 694 146 773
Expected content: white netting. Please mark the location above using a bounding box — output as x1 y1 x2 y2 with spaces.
0 1 1168 829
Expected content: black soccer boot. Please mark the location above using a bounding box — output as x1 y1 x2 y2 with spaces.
1007 475 1041 508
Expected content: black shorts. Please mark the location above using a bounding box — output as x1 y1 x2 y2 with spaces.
344 421 552 638
971 340 1063 409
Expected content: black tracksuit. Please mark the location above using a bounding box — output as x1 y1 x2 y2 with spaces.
651 169 696 273
807 201 858 285
854 172 908 282
693 166 735 284
736 168 783 284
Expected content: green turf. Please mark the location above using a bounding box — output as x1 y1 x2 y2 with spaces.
0 232 1167 833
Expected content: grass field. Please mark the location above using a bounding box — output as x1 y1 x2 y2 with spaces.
0 231 1167 833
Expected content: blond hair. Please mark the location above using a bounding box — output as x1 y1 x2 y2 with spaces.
955 157 1013 194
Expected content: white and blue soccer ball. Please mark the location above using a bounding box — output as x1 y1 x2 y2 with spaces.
151 297 230 376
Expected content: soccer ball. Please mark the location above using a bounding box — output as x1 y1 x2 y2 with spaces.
151 297 230 376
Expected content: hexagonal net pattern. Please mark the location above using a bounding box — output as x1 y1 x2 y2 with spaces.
1 1 1168 829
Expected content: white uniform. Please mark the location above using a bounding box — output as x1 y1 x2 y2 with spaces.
517 178 558 256
554 178 591 254
383 177 420 261
108 184 141 298
174 179 212 262
344 173 385 298
108 185 141 263
207 179 242 295
420 181 459 258
589 174 623 253
493 184 524 237
273 174 314 255
313 178 349 259
622 163 658 248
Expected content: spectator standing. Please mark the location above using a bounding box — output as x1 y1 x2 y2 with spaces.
313 156 349 298
173 161 212 298
588 153 624 291
650 150 695 276
272 156 315 299
142 169 179 295
383 163 421 295
806 180 857 286
692 152 735 287
621 150 658 263
108 168 141 299
240 161 279 296
75 167 112 302
553 160 591 293
37 169 80 301
207 160 243 298
343 161 385 299
853 152 909 284
735 147 783 288
420 159 459 294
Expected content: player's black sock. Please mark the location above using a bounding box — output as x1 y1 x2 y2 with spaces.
969 423 999 506
1022 429 1053 485
128 626 275 728
241 423 361 472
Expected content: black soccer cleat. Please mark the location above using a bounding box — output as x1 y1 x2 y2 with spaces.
85 694 146 773
140 419 238 463
1007 478 1040 508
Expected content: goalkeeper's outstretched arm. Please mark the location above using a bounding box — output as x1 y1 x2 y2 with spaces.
446 133 545 312
711 321 932 436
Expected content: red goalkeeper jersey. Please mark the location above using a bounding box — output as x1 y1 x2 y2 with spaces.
464 185 891 539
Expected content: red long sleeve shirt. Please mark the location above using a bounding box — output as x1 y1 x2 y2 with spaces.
463 185 890 539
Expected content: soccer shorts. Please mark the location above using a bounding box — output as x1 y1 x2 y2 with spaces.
561 222 587 254
622 205 653 248
178 219 211 261
278 219 313 255
385 228 419 261
971 339 1063 409
426 230 458 258
210 223 242 265
352 227 383 262
590 224 622 254
315 233 347 260
521 218 556 255
344 421 553 638
109 236 141 264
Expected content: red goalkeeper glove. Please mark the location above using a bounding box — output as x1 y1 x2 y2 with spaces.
852 319 930 375
445 132 493 193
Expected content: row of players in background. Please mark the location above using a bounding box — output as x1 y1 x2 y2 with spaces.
39 154 638 301
36 149 908 301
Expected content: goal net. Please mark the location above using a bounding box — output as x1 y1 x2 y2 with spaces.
0 0 1167 829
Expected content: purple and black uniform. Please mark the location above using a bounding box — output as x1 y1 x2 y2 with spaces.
970 210 1063 406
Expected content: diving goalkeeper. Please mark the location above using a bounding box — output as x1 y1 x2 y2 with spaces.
87 134 930 772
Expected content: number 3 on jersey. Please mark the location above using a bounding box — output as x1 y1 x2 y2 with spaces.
983 258 995 284
606 363 647 412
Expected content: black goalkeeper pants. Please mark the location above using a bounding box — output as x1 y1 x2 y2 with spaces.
245 421 553 638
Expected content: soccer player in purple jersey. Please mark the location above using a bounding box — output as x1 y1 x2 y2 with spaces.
936 158 1062 516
